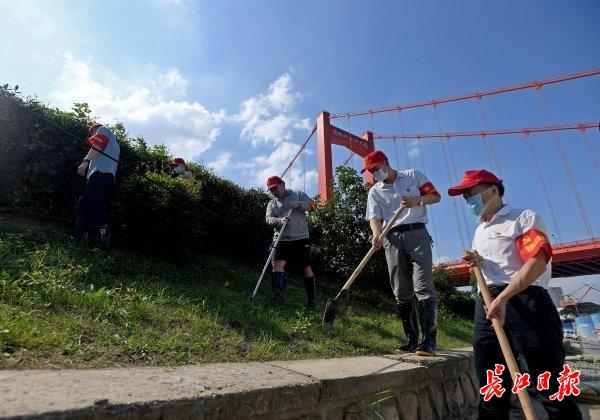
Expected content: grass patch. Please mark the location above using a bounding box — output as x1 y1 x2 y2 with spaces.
0 218 472 369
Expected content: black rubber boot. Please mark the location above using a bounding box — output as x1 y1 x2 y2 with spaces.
99 223 111 250
417 300 426 344
271 271 286 304
415 298 438 356
303 276 316 310
397 301 420 352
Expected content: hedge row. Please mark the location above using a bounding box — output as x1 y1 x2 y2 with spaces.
0 86 271 259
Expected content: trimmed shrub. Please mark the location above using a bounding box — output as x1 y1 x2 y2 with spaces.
0 86 271 259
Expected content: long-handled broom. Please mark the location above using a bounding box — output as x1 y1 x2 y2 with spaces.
251 209 293 299
322 203 406 330
470 260 536 420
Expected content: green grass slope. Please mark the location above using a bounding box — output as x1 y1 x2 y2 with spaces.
0 217 472 369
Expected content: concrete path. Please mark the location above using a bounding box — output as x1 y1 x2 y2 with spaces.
0 349 475 419
1 348 598 419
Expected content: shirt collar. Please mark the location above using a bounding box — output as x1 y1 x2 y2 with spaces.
380 170 402 187
486 204 512 224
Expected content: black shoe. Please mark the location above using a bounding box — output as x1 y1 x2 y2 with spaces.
397 341 419 353
415 341 437 357
99 224 111 250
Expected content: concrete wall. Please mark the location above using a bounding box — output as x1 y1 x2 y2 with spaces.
0 349 478 419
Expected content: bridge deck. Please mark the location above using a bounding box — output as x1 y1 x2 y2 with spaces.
439 239 600 287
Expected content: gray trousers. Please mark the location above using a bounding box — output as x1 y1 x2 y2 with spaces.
383 227 437 304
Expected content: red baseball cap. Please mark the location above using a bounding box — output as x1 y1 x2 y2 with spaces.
88 123 101 137
267 175 283 189
171 157 185 165
361 150 388 174
448 169 503 196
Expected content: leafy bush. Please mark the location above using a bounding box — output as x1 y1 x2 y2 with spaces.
309 166 388 290
433 266 475 317
0 86 271 259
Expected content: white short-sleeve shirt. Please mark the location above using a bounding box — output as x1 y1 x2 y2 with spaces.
471 205 552 289
365 169 436 228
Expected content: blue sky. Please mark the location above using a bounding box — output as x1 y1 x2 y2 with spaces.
1 0 599 301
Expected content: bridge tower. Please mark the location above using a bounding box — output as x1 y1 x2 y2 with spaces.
316 111 375 202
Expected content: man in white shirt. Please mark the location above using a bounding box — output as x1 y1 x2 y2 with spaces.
364 150 441 356
71 123 120 249
449 169 581 419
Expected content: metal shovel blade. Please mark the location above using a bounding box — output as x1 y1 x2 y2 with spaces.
321 298 337 331
321 290 350 331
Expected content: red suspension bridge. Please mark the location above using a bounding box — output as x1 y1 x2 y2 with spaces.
279 69 600 286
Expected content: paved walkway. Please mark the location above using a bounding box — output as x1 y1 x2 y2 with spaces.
0 349 598 419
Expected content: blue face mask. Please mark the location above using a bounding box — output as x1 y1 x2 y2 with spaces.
372 168 388 182
466 188 492 217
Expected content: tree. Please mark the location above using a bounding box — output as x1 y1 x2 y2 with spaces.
310 166 388 290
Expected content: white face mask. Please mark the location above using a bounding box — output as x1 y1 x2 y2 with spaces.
174 165 184 174
372 168 388 182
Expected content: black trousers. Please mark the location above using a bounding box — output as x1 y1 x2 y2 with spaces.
474 285 581 420
73 172 115 240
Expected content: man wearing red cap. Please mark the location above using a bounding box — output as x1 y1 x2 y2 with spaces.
449 169 581 419
171 157 194 180
265 175 317 308
71 123 120 249
363 150 441 356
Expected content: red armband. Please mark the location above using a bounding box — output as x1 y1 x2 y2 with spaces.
419 182 440 197
87 133 109 150
516 229 552 263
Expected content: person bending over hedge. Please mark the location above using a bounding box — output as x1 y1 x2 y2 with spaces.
70 123 120 250
265 175 317 309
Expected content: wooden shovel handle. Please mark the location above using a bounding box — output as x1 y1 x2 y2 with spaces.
338 204 406 292
470 264 536 420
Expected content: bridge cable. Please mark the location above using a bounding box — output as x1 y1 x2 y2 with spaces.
433 108 467 250
433 105 471 243
535 87 594 239
579 127 600 176
302 147 306 192
476 98 503 177
397 110 411 168
280 124 317 178
523 132 564 244
476 97 512 205
330 68 600 119
415 135 441 261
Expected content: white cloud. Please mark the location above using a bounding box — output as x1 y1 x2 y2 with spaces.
208 152 233 173
49 53 224 161
234 72 316 192
0 0 57 37
237 73 308 147
238 142 317 192
159 68 188 98
407 147 421 158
